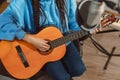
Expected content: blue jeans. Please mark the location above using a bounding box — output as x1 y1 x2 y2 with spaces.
43 42 86 80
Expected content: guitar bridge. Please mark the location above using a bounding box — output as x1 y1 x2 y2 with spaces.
16 45 29 68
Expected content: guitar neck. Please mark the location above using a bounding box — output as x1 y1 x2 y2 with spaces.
49 30 88 49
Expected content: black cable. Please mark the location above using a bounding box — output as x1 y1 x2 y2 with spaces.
89 35 110 56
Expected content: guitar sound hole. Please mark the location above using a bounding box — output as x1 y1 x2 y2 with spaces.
37 49 53 55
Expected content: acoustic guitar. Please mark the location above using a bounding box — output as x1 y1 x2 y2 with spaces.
0 12 116 79
0 26 88 79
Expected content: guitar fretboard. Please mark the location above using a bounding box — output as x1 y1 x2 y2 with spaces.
49 30 88 49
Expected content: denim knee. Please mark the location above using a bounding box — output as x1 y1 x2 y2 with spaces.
53 73 71 80
71 66 86 77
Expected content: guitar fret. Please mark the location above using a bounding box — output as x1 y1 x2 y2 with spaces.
115 19 119 23
115 16 120 23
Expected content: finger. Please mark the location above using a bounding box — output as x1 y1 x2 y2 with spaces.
39 47 49 52
43 45 50 50
44 40 49 43
41 44 50 50
43 43 50 47
39 48 47 52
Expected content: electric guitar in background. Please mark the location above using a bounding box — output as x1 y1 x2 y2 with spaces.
96 13 120 34
102 11 120 30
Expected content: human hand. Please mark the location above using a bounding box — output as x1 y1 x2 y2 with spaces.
23 34 50 52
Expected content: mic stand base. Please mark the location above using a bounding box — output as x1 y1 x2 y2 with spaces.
89 35 120 70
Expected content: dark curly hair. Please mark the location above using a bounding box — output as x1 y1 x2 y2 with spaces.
32 0 67 33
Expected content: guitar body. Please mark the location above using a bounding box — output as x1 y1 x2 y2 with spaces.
0 27 66 79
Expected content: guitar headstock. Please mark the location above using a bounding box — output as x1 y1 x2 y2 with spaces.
100 14 116 27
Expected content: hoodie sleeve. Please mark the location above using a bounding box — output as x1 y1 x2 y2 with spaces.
0 0 26 41
68 0 81 31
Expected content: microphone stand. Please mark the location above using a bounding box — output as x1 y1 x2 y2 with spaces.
89 0 120 69
88 29 120 70
76 0 120 70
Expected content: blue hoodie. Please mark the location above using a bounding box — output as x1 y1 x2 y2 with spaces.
0 0 81 41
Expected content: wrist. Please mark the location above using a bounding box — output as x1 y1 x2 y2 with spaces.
22 34 33 43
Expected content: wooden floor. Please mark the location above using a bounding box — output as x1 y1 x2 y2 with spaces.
73 29 120 80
